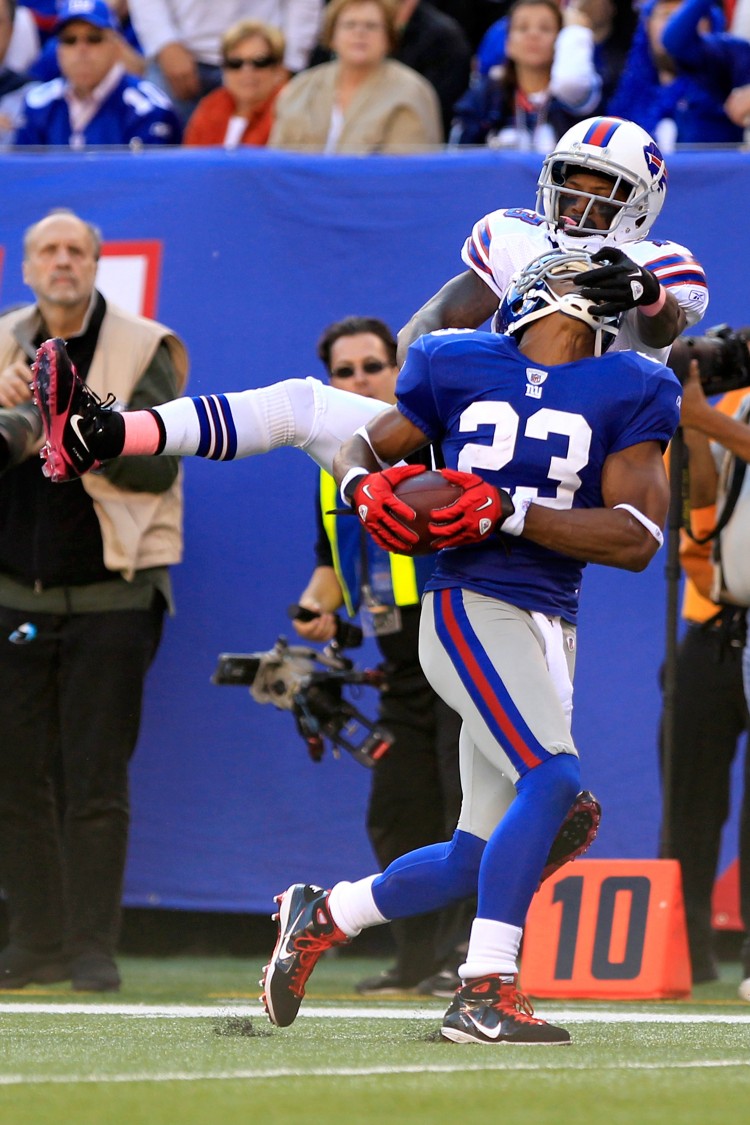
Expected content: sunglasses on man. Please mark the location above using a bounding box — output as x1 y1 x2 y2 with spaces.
330 360 391 379
222 55 279 70
59 32 105 46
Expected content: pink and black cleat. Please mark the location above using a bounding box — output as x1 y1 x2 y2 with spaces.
31 337 111 481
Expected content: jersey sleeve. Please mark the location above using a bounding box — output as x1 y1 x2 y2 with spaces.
461 214 499 294
461 208 551 302
638 240 709 329
127 80 182 145
395 337 442 439
610 357 682 453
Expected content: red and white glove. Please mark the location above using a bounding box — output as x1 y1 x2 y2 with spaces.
351 463 426 553
428 468 515 549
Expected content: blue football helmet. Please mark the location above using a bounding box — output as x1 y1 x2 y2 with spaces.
494 250 621 357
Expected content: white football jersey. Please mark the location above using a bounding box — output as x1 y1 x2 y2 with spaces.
461 208 709 363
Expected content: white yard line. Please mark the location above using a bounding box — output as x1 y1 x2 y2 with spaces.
0 1059 749 1087
0 1001 749 1023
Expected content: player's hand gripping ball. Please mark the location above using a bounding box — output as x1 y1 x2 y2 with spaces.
352 464 428 553
353 466 514 555
427 468 514 549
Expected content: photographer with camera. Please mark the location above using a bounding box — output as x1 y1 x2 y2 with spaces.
672 332 750 999
291 314 470 997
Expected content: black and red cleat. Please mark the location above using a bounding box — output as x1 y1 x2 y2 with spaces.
441 974 570 1044
541 789 601 885
261 883 350 1028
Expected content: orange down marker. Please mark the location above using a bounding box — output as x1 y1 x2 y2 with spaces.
519 860 691 999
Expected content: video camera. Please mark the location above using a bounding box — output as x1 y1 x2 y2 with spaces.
212 606 393 768
668 324 750 396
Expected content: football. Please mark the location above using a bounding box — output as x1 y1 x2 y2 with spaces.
391 469 463 556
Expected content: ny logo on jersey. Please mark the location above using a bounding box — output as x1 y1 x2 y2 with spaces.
525 367 548 399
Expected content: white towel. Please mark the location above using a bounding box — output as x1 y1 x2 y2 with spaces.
530 612 574 730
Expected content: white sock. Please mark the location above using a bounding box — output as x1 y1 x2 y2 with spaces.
297 379 386 471
152 378 388 469
459 918 523 981
327 876 388 937
153 383 300 458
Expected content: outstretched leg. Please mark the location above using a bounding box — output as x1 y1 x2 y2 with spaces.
32 338 385 479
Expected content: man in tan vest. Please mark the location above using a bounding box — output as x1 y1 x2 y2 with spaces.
0 208 188 992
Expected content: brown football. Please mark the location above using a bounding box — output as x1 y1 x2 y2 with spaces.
391 470 463 556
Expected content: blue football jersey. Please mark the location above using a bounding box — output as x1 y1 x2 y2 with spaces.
15 74 181 148
396 330 681 622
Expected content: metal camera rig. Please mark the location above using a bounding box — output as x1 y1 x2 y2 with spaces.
211 611 393 768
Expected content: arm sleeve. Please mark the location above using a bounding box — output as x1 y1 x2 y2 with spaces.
550 25 602 114
12 98 41 146
127 0 182 59
395 338 441 439
660 0 711 68
732 0 750 38
381 95 443 151
280 0 324 72
103 341 182 493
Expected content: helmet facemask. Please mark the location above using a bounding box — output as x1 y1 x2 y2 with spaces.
496 250 621 357
535 118 668 247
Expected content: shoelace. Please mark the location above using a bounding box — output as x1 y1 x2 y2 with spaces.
84 388 117 415
288 929 342 995
493 984 543 1024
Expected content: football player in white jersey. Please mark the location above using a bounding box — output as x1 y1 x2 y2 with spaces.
398 115 708 365
30 116 705 489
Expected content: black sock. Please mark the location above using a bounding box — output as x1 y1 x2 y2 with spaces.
89 410 126 459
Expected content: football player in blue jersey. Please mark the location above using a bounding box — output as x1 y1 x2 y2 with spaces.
256 249 681 1044
398 114 708 365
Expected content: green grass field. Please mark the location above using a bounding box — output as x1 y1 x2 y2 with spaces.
1 954 749 1125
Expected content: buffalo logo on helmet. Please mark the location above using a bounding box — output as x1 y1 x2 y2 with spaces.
643 142 667 189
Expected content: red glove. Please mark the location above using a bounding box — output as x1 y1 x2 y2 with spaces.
352 463 425 552
428 468 514 549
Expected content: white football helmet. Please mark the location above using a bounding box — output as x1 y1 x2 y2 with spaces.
536 117 668 248
495 250 621 357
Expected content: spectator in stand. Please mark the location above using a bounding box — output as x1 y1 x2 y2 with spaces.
450 0 600 150
0 0 34 143
732 0 750 38
662 0 750 143
309 1 471 142
393 1 471 141
429 0 509 50
5 2 41 73
0 0 38 147
726 0 750 128
29 1 145 82
14 0 181 148
16 1 56 42
184 19 287 147
310 0 470 142
475 2 636 110
269 0 442 153
128 0 323 125
607 0 750 150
